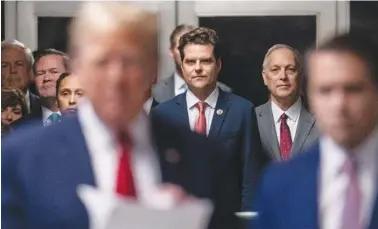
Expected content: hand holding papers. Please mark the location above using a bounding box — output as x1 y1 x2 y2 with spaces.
78 184 214 229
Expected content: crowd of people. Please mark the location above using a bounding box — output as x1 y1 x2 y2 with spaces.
2 2 378 229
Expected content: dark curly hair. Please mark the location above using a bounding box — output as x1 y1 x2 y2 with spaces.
178 27 221 61
1 88 28 117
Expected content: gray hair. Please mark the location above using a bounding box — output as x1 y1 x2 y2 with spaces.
262 44 301 72
1 39 34 72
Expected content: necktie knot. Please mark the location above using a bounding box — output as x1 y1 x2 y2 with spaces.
342 154 359 174
196 102 206 114
280 113 288 122
47 113 61 125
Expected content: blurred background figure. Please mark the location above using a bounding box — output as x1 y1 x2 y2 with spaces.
56 72 84 116
1 40 40 114
252 33 378 229
12 48 69 128
153 24 231 103
1 88 28 134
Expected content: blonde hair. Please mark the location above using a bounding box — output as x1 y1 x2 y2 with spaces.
68 2 158 59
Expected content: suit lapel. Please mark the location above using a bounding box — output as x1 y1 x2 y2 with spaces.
175 93 191 130
291 106 316 155
208 90 229 138
62 117 96 187
258 102 281 160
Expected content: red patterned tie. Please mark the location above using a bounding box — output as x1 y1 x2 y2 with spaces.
194 102 207 135
115 135 136 198
280 113 292 160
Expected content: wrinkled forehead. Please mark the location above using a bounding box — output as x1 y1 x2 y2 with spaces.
1 46 26 61
267 48 297 66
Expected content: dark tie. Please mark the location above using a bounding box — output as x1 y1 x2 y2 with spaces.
341 155 362 229
280 113 292 160
194 102 207 135
115 134 136 198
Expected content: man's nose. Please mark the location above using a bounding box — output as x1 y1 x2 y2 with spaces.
9 64 17 74
69 94 77 105
278 68 288 80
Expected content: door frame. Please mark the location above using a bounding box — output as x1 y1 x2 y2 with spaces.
177 1 350 46
5 1 176 78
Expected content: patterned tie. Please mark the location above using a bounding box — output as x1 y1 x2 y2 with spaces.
46 113 61 126
115 134 136 198
194 102 207 135
340 155 362 229
280 113 292 160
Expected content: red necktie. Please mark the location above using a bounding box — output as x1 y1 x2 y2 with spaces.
280 113 292 160
194 102 207 135
115 135 136 198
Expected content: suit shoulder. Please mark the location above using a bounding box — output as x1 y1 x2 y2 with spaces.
226 92 255 108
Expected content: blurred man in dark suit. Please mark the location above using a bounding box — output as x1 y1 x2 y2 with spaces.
252 34 378 229
153 24 231 103
1 40 40 114
152 27 262 222
2 2 235 229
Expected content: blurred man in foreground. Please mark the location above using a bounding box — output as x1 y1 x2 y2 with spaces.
2 2 230 229
252 34 378 229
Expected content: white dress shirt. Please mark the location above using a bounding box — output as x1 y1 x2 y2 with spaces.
186 87 219 136
78 99 161 204
319 126 378 229
24 90 31 113
174 72 187 96
271 98 302 143
42 106 61 126
143 97 153 115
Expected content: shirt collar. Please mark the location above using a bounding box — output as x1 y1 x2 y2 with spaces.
321 125 378 176
186 86 219 109
42 106 61 122
143 97 154 115
271 97 302 123
174 72 186 91
77 98 152 150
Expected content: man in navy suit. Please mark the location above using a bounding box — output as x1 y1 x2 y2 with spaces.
2 3 234 229
252 33 378 229
151 27 262 222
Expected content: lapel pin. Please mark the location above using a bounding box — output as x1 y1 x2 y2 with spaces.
165 148 180 164
216 109 223 115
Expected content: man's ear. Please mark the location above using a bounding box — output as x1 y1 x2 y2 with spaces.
262 70 268 86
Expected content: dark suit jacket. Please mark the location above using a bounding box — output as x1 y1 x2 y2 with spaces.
152 74 232 103
2 114 232 229
251 142 378 229
151 89 262 223
29 92 41 115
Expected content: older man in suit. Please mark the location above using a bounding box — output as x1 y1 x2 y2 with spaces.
153 24 231 103
1 40 40 114
2 3 234 229
152 27 262 222
252 33 378 229
256 44 318 163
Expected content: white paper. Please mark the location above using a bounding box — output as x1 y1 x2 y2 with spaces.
78 185 214 229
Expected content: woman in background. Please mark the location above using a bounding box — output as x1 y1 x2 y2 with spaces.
1 88 28 133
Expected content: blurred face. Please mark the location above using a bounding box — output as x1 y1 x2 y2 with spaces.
74 27 156 131
1 105 23 125
35 55 66 98
57 75 84 113
263 48 300 104
169 31 189 74
1 47 31 91
181 44 220 92
308 51 378 149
